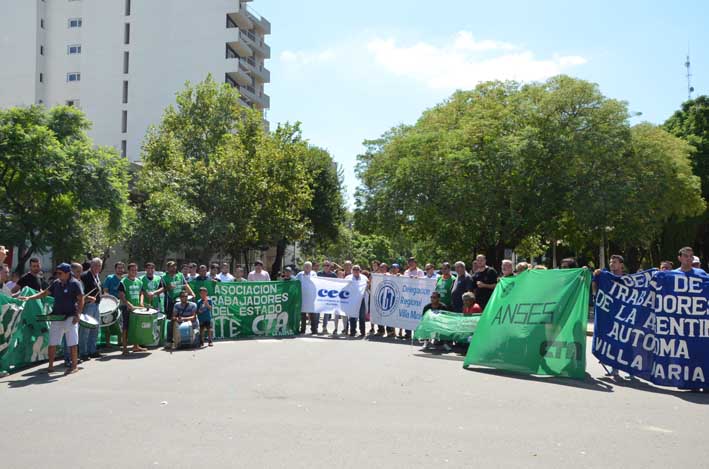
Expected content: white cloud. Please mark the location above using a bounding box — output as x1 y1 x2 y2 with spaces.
367 31 588 90
280 48 337 65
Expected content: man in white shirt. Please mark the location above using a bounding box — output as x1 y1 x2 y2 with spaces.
296 261 318 334
345 265 368 337
247 260 271 281
404 257 425 278
217 262 235 282
424 263 438 280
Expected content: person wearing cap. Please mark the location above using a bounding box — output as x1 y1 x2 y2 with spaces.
248 260 271 282
282 266 295 280
390 263 401 276
20 263 84 374
692 256 704 272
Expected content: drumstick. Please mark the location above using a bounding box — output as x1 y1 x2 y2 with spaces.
84 287 98 298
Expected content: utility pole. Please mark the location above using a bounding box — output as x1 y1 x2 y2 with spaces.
685 50 695 101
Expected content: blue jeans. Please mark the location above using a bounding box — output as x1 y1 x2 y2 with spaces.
79 302 100 356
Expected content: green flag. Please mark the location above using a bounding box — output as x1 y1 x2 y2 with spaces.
0 288 54 373
210 281 302 339
463 268 591 379
413 311 480 343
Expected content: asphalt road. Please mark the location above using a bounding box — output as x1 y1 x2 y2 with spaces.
1 335 708 469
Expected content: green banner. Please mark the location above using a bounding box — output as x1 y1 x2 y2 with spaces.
209 281 302 339
464 268 591 379
0 288 54 373
413 311 481 342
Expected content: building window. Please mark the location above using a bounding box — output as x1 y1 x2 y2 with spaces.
121 110 127 133
68 18 82 28
121 140 127 158
122 81 128 103
66 99 80 108
124 23 130 45
39 73 43 83
40 19 45 29
123 51 129 73
125 0 131 16
67 72 81 82
67 44 82 55
40 45 44 55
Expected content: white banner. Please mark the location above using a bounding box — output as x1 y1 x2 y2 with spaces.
370 274 436 330
300 276 367 318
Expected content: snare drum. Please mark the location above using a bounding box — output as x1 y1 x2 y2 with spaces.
98 295 121 327
79 313 99 329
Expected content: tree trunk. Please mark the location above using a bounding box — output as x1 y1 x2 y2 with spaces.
271 239 287 278
15 245 34 275
551 238 557 269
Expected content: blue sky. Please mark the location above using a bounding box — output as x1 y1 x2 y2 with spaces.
254 0 708 205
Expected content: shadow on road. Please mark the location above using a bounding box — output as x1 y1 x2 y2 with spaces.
598 375 709 404
412 352 466 362
3 366 79 388
463 367 614 393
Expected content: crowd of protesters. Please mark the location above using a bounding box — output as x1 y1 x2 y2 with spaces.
0 242 706 376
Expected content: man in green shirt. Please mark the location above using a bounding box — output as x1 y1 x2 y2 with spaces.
162 261 195 344
189 264 219 297
435 262 456 306
140 262 165 312
118 262 146 355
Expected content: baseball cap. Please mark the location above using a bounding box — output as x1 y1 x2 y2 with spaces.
284 266 293 272
693 256 701 264
55 263 71 273
391 263 400 269
254 260 264 266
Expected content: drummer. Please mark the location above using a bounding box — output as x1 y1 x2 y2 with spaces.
20 263 84 374
141 262 165 312
172 290 198 349
118 262 147 355
79 258 103 361
162 261 195 344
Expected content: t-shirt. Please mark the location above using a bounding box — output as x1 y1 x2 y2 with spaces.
103 273 123 297
450 273 474 313
296 271 317 281
247 270 271 281
196 298 213 323
118 277 144 307
140 274 165 310
17 272 43 292
471 266 498 310
463 303 482 315
163 272 188 300
435 275 455 307
48 278 84 317
404 267 425 278
174 301 198 327
217 272 235 282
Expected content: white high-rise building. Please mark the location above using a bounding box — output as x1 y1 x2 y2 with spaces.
0 0 270 161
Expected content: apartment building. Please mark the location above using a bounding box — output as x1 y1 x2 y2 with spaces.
0 0 271 162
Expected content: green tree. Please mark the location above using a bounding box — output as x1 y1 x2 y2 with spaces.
0 106 131 271
662 96 709 262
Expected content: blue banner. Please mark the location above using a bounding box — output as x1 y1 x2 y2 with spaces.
593 269 709 389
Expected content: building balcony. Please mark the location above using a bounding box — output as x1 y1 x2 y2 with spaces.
226 61 251 86
227 37 252 58
227 8 253 30
243 57 270 83
245 6 271 35
239 30 270 59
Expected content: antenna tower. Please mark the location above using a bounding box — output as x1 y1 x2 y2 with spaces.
685 51 695 100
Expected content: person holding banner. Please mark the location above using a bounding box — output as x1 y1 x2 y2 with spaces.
345 265 368 337
248 260 271 282
163 261 194 344
20 263 84 374
676 247 707 276
296 261 317 334
317 260 337 334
